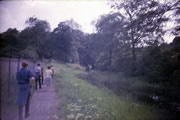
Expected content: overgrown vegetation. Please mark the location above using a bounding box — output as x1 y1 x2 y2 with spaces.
53 62 165 120
0 0 179 118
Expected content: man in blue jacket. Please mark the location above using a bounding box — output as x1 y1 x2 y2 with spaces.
16 61 34 120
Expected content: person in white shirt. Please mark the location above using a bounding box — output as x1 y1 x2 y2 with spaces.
45 66 53 88
50 65 55 78
34 63 42 89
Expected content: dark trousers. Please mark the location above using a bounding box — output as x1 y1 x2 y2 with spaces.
41 73 44 85
35 76 41 89
18 92 30 120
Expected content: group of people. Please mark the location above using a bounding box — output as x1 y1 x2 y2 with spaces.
34 63 54 89
16 61 55 120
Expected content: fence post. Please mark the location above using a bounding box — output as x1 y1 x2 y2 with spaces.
0 58 1 118
15 57 20 97
17 57 20 71
8 57 11 97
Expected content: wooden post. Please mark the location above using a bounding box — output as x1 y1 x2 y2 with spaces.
0 58 2 120
8 57 11 97
15 57 20 96
17 57 20 71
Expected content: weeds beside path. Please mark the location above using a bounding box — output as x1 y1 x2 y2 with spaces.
53 63 160 120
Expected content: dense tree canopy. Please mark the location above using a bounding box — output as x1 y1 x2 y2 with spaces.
0 0 179 92
0 1 179 119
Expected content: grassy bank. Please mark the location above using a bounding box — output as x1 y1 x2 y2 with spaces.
53 62 161 120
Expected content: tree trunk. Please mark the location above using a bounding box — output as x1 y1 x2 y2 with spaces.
8 56 11 97
109 50 112 66
132 44 136 76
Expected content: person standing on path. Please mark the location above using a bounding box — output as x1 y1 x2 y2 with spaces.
50 65 55 78
45 66 53 88
34 63 42 89
41 67 44 85
16 61 34 120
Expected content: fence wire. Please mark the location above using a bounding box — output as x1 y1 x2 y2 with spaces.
0 57 36 103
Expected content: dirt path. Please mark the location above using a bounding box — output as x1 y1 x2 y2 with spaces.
23 84 59 120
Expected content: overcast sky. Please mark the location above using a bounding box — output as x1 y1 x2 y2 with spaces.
0 0 111 33
0 0 175 42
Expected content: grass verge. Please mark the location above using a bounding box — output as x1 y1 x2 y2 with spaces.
53 62 161 120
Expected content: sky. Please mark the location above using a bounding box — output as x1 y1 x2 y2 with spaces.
0 0 112 33
0 0 176 42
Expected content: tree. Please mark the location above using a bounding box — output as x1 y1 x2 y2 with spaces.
20 17 51 59
70 29 85 63
62 18 81 30
95 13 126 68
50 19 87 63
50 22 73 62
170 0 180 35
0 28 21 57
78 33 96 67
109 0 171 75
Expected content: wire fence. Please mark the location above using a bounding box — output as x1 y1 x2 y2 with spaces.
0 57 36 103
0 57 46 120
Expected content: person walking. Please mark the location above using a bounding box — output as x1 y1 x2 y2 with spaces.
45 66 53 88
50 65 55 78
41 67 44 85
34 63 41 89
16 61 34 120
